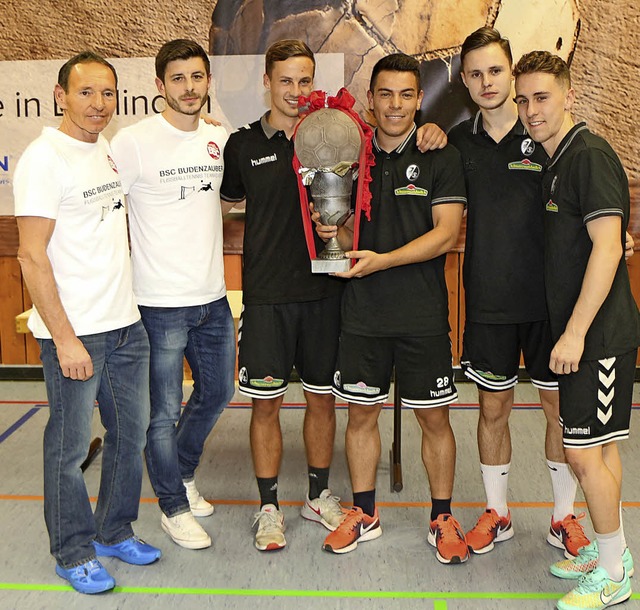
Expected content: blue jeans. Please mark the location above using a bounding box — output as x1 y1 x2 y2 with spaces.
140 297 236 516
39 320 150 568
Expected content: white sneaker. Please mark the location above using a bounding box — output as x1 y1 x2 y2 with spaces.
301 489 347 531
161 511 212 549
183 479 214 517
252 504 286 551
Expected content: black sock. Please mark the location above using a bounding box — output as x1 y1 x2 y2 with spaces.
353 489 376 517
308 465 330 500
430 497 452 521
257 476 279 510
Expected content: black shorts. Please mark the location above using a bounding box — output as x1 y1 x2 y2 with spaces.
559 349 636 449
332 332 457 408
238 296 341 399
461 320 558 392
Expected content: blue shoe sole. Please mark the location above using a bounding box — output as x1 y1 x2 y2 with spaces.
93 540 162 566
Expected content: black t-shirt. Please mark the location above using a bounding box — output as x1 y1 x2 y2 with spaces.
221 114 342 305
542 122 640 359
341 126 466 337
448 113 548 323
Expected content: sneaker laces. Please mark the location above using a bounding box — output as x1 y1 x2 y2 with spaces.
437 515 465 543
252 509 282 532
574 567 613 593
316 492 344 518
76 559 102 578
337 508 364 532
473 510 501 535
561 512 589 544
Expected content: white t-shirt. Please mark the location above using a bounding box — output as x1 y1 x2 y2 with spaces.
111 115 228 307
13 127 140 339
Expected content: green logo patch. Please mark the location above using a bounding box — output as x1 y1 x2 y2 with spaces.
546 200 559 213
395 184 428 196
508 159 542 172
250 376 284 388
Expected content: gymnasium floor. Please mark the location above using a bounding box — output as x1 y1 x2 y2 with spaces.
1 379 638 610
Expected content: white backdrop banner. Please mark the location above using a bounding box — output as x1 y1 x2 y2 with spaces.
0 54 344 215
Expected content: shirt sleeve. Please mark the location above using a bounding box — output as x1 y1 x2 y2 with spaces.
220 131 246 202
13 139 64 219
110 129 141 195
431 144 467 207
575 147 626 224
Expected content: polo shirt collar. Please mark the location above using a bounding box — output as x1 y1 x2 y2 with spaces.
372 124 417 155
548 122 588 169
471 110 528 137
260 112 282 139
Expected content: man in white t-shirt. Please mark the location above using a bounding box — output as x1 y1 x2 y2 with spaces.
110 39 235 550
14 52 161 595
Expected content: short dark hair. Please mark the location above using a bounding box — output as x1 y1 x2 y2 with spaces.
265 39 315 78
155 39 210 81
460 27 513 68
369 53 421 92
513 50 571 89
57 51 117 92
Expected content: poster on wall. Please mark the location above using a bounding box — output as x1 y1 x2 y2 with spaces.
0 54 344 216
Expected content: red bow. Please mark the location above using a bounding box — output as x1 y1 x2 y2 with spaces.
298 88 356 116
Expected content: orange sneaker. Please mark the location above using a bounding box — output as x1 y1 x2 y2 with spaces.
547 512 590 559
322 507 382 554
427 514 469 564
466 508 514 554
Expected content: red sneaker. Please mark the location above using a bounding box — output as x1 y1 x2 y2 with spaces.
427 514 469 564
547 512 590 559
322 507 381 554
466 508 514 554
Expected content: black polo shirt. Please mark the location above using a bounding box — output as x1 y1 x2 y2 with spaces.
221 114 341 305
542 122 640 359
341 125 466 337
448 112 548 324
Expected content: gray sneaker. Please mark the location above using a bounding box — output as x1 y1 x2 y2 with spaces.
252 504 286 551
161 511 211 549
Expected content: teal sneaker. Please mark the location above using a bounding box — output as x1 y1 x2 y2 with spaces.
551 540 634 580
556 566 631 610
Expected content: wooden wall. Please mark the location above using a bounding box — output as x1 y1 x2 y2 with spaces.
2 179 639 368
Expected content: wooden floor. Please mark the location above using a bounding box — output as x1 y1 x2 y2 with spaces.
0 380 638 610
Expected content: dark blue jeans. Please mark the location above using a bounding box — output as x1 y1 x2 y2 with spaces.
39 320 150 568
140 297 235 516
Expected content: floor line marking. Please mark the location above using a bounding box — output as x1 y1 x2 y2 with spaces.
0 408 40 443
1 495 638 509
0 583 614 600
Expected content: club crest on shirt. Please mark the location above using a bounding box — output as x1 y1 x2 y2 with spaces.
107 155 118 173
333 370 341 388
395 184 428 197
508 158 542 172
238 367 249 384
207 141 221 160
521 138 535 156
405 164 420 181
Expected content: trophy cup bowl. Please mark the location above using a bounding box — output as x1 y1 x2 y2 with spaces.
294 107 362 273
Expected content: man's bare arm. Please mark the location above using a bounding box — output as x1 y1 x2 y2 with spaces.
17 216 93 380
549 215 623 374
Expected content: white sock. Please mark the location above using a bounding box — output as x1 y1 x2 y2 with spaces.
597 528 624 581
619 503 628 552
481 463 510 517
547 460 578 522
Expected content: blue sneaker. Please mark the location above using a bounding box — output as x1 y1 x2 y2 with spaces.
55 559 115 594
94 536 162 565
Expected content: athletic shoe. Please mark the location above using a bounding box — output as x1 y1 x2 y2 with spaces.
548 512 590 558
252 504 286 551
322 507 382 554
300 489 347 531
55 559 115 594
427 514 469 564
93 536 162 565
551 540 635 580
466 508 514 554
556 566 631 610
183 479 215 517
161 511 212 549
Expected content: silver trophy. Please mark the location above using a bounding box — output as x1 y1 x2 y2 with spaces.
295 108 362 273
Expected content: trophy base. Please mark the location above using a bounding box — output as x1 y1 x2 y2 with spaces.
311 258 351 274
